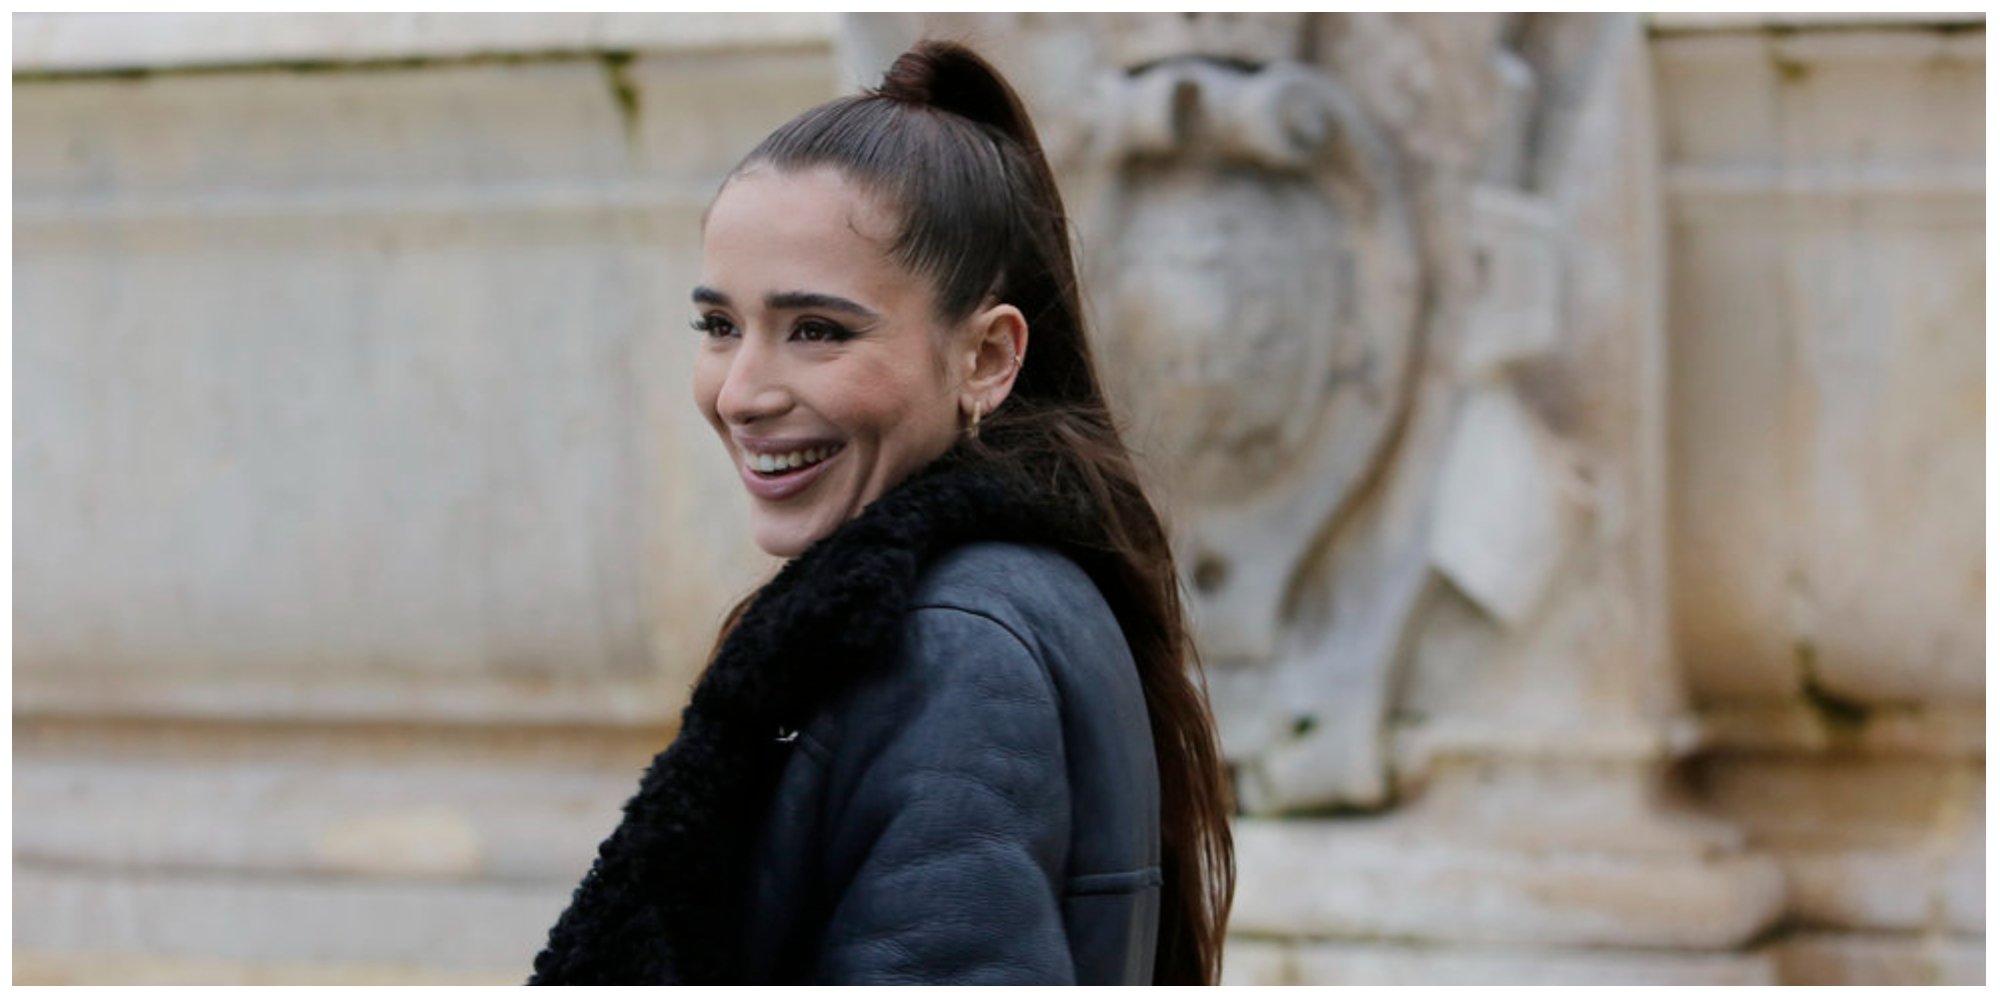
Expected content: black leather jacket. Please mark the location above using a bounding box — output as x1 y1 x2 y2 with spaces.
737 540 1163 984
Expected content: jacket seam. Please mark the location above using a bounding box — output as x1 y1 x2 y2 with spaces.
1064 865 1164 897
795 604 1054 803
907 602 1060 707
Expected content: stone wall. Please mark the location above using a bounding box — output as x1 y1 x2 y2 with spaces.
11 12 1984 985
14 14 840 984
1653 16 1985 985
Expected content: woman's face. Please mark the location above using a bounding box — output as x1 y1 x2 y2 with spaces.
692 165 966 558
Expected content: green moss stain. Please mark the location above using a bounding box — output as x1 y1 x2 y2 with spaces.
1283 800 1398 820
17 48 624 84
600 50 641 148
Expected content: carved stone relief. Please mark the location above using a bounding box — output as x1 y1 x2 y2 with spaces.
843 14 1635 810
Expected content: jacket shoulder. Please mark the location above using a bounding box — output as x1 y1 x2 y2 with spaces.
808 542 1094 758
780 539 1163 984
913 541 1161 864
906 540 1163 984
908 541 1123 673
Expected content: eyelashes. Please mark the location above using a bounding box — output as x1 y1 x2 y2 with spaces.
690 315 734 338
690 315 858 344
791 318 859 343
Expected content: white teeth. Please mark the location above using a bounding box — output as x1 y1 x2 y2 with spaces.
748 445 838 474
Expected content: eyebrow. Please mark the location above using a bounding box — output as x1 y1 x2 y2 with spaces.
691 286 882 322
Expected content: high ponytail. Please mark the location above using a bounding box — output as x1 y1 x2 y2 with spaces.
714 40 1237 985
873 42 1028 133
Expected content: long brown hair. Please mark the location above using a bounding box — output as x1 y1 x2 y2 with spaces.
703 40 1235 984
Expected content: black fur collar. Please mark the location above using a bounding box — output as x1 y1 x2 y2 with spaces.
528 445 1099 984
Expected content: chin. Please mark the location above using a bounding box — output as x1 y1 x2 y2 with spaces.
751 516 827 559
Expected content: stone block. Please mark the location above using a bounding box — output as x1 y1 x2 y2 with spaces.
1936 938 1987 986
14 951 513 986
1219 938 1295 985
1697 702 1985 759
13 732 649 882
1941 777 1984 934
1652 12 1985 31
1230 818 1783 949
1692 755 1964 848
14 44 835 725
1662 218 1800 703
1781 849 1934 931
1789 219 1985 706
1657 24 1985 707
1290 941 1774 985
13 13 837 74
1775 931 1986 986
1693 755 1982 935
14 866 563 973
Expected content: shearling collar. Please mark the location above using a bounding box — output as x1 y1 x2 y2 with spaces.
527 444 1101 985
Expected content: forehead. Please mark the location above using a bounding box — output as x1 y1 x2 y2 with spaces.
700 166 919 303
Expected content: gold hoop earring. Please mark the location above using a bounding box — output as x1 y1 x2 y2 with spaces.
965 400 982 441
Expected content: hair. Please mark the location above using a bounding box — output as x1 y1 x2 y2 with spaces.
701 40 1235 984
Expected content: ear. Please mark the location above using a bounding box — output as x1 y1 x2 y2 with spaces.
959 300 1028 416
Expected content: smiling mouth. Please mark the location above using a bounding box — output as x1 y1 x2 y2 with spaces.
747 443 845 478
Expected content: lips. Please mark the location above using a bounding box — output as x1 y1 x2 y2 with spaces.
737 443 844 502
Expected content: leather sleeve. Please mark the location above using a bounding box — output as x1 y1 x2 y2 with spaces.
811 605 1076 985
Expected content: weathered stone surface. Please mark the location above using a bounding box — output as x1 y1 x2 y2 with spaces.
15 952 513 986
1290 941 1775 985
1218 938 1296 986
14 722 656 883
1429 385 1584 627
1942 780 1984 934
1656 25 1985 707
13 12 836 73
1697 702 1986 759
1391 754 1744 858
314 807 487 880
1774 931 1987 986
1231 819 1783 949
1692 755 1973 848
1692 755 1984 936
1651 12 1984 30
14 866 563 974
14 47 835 724
1782 850 1938 931
1459 188 1562 377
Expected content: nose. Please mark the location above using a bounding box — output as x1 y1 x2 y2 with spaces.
713 333 792 428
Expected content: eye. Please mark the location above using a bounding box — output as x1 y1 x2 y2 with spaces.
690 314 737 339
792 318 855 344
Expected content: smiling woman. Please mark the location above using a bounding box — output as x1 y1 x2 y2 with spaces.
530 39 1234 986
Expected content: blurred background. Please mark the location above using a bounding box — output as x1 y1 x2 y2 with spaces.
11 12 1985 985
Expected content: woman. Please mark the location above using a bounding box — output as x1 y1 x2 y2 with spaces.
530 40 1234 985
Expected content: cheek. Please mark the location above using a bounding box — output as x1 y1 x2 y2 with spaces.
837 359 944 444
690 355 723 425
